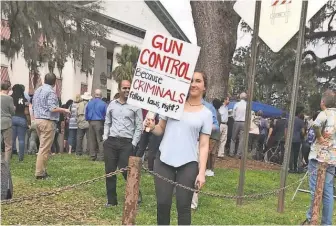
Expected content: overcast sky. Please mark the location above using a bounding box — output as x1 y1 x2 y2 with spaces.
160 0 335 67
160 0 252 47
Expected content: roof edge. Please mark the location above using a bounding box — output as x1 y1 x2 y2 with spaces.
145 1 190 43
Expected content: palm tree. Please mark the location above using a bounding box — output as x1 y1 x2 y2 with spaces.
112 45 140 82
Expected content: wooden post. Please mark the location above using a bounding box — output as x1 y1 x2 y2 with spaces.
310 162 328 225
122 156 142 225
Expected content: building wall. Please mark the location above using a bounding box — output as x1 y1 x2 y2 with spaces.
100 1 170 35
1 52 30 93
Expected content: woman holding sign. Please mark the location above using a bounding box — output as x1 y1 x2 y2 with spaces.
145 71 212 225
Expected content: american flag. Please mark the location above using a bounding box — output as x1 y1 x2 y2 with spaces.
28 71 42 95
271 0 292 6
55 78 62 98
1 20 10 40
1 19 45 46
1 66 9 82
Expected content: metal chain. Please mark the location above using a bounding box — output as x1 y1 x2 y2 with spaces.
1 167 129 205
142 165 316 200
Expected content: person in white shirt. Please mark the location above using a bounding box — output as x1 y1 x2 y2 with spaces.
218 96 230 158
249 111 260 159
229 92 247 157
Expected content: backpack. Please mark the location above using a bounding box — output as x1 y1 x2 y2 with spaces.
253 116 261 128
306 127 316 144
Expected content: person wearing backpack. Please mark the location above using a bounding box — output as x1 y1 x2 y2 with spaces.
75 92 91 155
249 111 261 160
301 112 319 168
288 109 306 173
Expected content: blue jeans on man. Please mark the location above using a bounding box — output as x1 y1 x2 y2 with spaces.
12 116 27 161
306 159 335 225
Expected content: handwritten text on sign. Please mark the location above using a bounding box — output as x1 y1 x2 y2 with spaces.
127 31 200 120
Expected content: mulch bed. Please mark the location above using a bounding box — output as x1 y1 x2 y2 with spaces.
215 156 281 171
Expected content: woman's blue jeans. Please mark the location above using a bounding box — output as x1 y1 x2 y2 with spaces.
68 129 77 150
12 116 27 161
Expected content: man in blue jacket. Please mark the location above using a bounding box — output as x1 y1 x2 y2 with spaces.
85 89 107 161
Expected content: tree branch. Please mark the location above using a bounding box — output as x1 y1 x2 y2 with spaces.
302 50 336 64
305 30 336 40
321 54 336 63
328 11 336 31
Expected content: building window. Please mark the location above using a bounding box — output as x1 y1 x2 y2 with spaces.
107 89 111 101
80 83 88 95
81 42 90 72
107 50 113 79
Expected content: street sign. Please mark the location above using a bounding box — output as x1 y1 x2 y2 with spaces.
234 0 329 52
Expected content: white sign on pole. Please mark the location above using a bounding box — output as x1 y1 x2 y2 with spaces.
127 31 200 120
234 0 329 52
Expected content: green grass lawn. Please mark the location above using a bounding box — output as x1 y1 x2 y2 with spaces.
1 154 335 225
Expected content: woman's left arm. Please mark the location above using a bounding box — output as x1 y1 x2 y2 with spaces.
197 133 210 188
24 106 31 126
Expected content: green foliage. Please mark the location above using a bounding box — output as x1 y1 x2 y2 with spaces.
1 1 109 75
230 41 332 113
112 45 140 82
2 155 332 225
232 1 336 114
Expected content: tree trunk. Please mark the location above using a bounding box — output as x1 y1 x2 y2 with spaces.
191 1 240 100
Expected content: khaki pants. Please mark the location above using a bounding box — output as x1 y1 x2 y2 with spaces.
218 124 228 157
88 121 104 161
35 119 55 177
1 127 12 163
207 139 218 170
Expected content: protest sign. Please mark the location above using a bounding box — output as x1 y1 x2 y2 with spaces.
127 31 200 120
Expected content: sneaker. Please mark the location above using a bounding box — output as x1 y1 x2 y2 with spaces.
301 219 310 225
105 203 117 208
205 170 214 177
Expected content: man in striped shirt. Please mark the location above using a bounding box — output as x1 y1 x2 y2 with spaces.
33 73 70 179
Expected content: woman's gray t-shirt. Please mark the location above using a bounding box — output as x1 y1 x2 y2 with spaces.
159 106 213 167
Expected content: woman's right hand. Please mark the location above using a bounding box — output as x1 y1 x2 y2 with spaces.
144 118 155 132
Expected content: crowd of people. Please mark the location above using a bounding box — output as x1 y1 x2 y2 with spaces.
1 71 335 225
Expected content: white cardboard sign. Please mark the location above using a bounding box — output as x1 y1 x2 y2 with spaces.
127 31 200 120
234 0 329 52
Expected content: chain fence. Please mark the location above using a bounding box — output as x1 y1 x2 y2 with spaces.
2 160 323 206
1 167 129 205
2 127 330 205
142 165 315 200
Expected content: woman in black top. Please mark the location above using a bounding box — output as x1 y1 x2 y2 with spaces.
11 84 30 161
62 99 73 152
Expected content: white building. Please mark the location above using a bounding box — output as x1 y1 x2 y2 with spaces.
0 1 189 103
